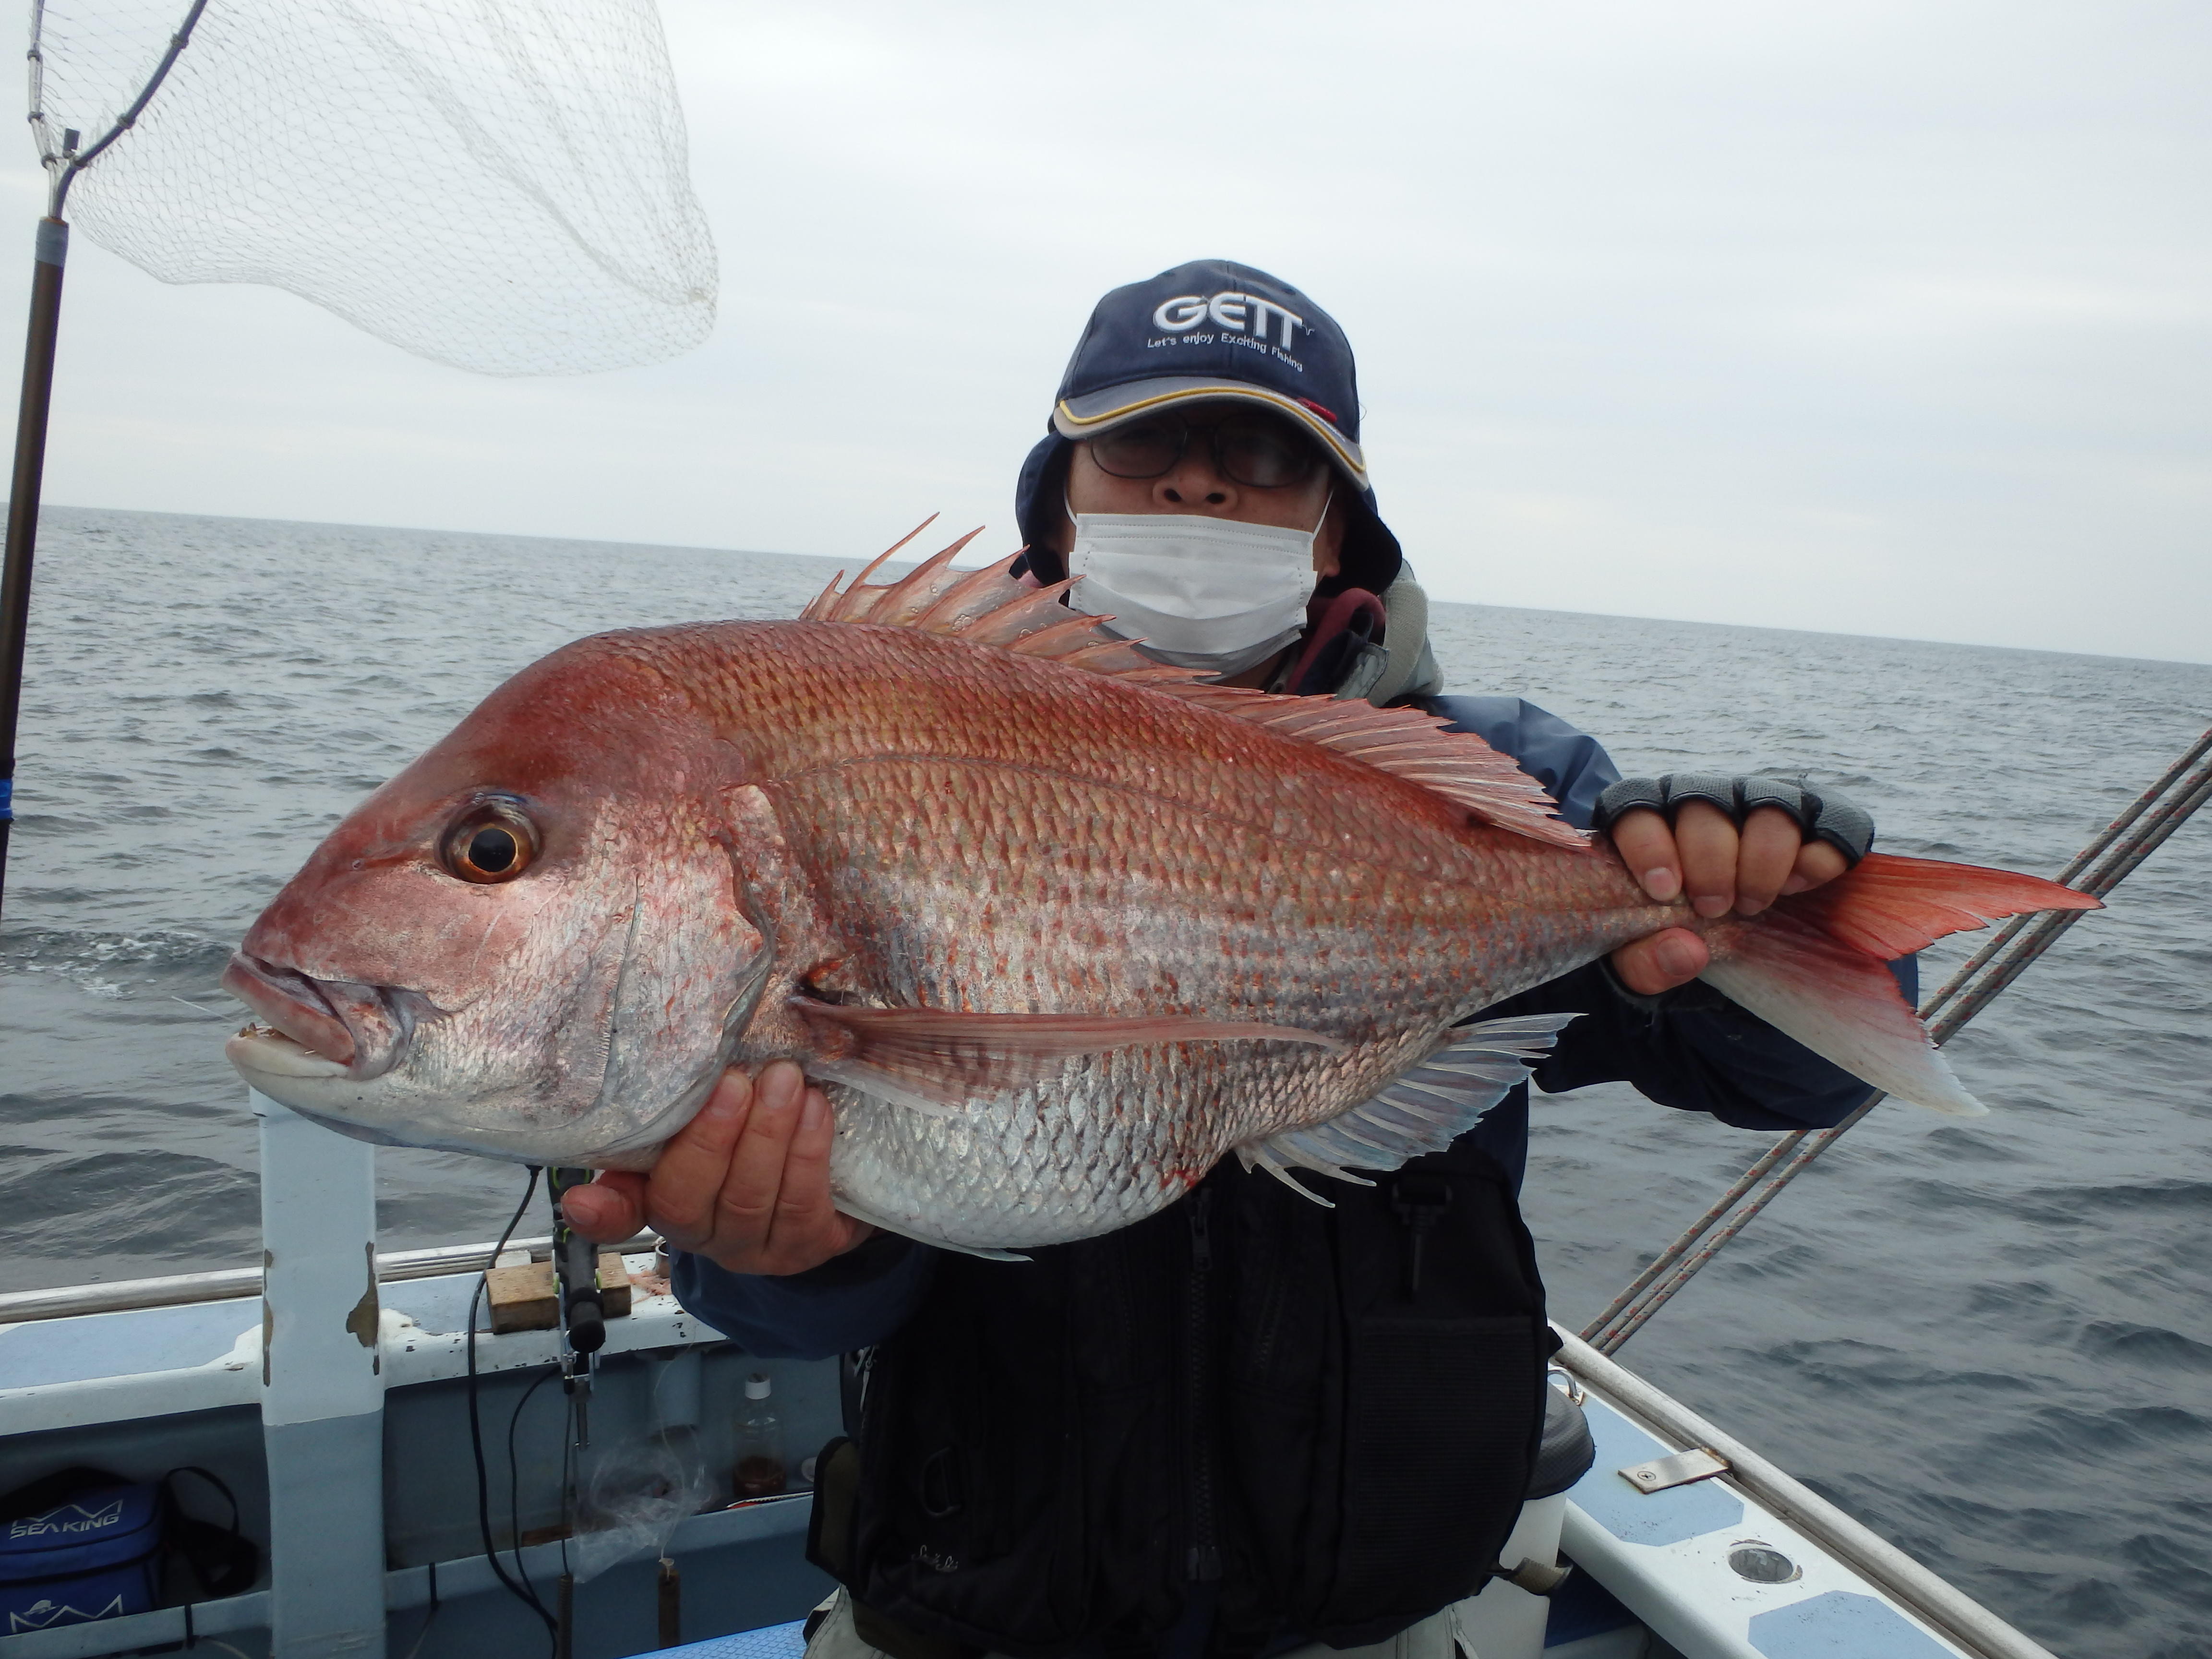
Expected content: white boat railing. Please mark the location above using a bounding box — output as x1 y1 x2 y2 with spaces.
0 1231 661 1325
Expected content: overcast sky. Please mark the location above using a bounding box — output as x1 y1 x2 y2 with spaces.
5 0 2209 661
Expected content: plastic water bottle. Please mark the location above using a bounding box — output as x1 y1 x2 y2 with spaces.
734 1373 786 1498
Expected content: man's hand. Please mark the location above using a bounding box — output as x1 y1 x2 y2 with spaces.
1607 802 1850 995
560 1060 874 1277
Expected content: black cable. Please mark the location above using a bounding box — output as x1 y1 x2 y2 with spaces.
557 1387 579 1659
467 1166 558 1642
559 1390 579 1581
506 1368 558 1617
397 1560 439 1659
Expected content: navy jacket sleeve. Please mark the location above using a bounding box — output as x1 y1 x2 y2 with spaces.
671 1227 937 1360
1419 693 1907 1142
1423 696 1623 831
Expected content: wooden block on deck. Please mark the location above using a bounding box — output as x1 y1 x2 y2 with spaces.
486 1262 556 1333
484 1254 634 1333
597 1253 634 1318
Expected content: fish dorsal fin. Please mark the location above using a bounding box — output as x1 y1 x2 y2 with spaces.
1153 685 1589 848
1236 1013 1580 1204
802 541 1589 848
801 529 1181 680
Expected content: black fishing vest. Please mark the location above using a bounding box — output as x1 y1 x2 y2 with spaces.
807 1136 1551 1659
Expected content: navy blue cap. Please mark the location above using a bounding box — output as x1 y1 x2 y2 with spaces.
1017 259 1401 592
1051 258 1369 484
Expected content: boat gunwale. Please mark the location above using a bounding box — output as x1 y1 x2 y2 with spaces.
1552 1324 2060 1659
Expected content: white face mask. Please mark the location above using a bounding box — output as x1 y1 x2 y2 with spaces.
1063 496 1330 675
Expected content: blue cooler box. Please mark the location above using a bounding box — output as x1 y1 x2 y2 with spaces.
0 1482 160 1633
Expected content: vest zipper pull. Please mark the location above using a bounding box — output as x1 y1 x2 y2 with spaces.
1390 1175 1453 1298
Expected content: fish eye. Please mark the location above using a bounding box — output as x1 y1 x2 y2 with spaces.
440 800 539 884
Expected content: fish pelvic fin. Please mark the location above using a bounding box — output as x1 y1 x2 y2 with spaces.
1237 1013 1579 1185
799 543 1587 848
1696 852 2100 1116
789 997 1343 1111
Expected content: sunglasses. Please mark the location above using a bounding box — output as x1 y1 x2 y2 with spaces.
1086 410 1323 490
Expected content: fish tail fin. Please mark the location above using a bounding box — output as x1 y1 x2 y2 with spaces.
1696 852 2100 1115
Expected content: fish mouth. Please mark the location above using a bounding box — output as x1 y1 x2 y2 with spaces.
220 951 433 1083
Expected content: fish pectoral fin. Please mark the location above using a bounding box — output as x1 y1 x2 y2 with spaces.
805 1061 982 1118
1238 1012 1580 1181
789 998 1341 1110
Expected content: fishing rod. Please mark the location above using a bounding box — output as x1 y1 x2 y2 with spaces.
0 0 208 918
1583 727 2212 1355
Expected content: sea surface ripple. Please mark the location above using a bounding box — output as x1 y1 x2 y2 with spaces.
2 507 2207 1655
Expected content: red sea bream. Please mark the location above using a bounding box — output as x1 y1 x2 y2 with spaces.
222 542 2098 1250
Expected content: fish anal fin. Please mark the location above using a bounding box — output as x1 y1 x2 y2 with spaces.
1242 1143 1340 1208
1238 1013 1578 1178
790 998 1342 1110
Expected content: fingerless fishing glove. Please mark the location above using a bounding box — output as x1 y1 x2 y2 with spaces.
1590 773 1875 865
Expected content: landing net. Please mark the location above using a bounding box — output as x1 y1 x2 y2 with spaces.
28 0 717 375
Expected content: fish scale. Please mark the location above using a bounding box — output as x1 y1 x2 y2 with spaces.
650 632 1672 1244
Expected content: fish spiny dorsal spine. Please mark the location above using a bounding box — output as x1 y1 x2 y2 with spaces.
803 536 1590 848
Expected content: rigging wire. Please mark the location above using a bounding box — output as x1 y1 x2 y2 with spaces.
466 1166 559 1644
1583 728 2212 1356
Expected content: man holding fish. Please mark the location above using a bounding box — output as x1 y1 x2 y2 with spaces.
533 261 1945 1659
227 260 2089 1659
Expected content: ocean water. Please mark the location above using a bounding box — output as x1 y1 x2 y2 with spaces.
1 505 2206 1656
